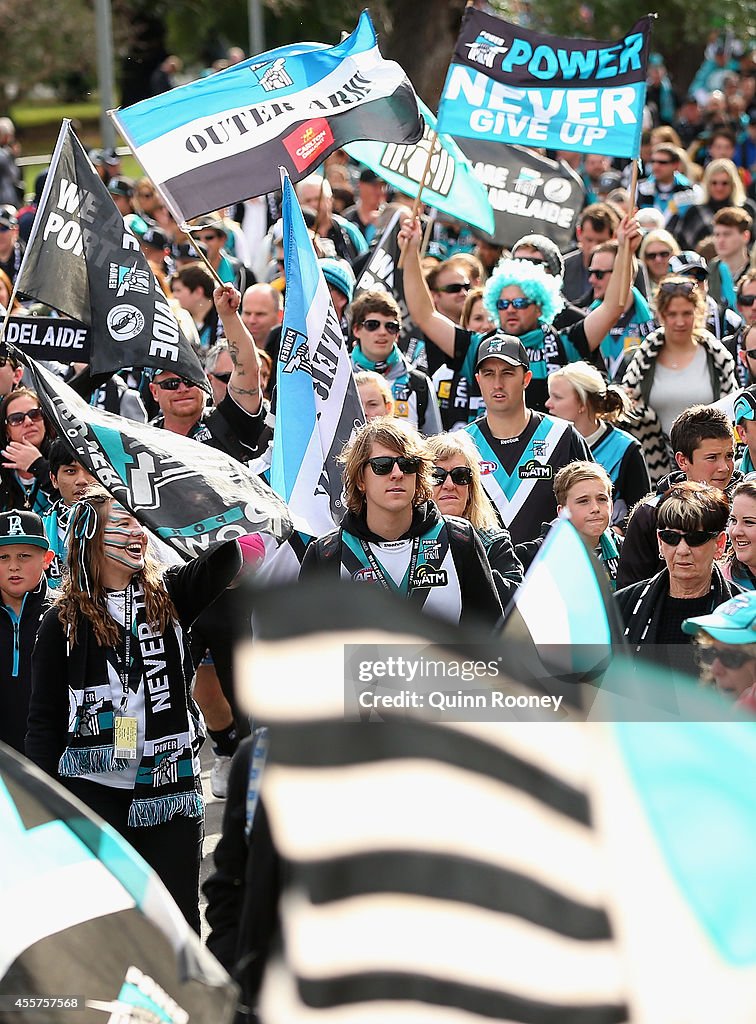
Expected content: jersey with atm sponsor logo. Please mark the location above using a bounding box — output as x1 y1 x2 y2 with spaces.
466 412 591 545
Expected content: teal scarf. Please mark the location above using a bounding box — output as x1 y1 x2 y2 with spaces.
519 326 548 380
589 287 654 377
719 262 737 311
352 344 401 375
598 530 620 590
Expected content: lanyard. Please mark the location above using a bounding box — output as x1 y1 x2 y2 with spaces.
359 536 420 595
118 585 133 714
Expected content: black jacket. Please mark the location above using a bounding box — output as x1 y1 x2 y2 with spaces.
0 450 54 514
0 576 52 754
300 502 503 629
204 738 281 1024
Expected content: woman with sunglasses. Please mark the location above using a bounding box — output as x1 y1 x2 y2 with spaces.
682 592 756 706
0 387 56 514
676 159 756 253
620 275 738 483
350 289 442 436
300 419 503 628
26 486 243 932
638 229 680 306
546 361 650 527
426 432 523 605
615 481 737 671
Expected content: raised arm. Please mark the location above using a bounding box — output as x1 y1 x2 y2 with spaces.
582 214 643 352
214 284 262 415
397 217 457 358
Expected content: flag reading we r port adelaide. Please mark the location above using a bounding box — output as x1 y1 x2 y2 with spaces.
437 8 651 158
14 120 207 390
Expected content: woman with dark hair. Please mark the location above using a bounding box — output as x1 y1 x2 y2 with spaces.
0 386 56 513
724 480 756 591
26 485 242 931
546 361 650 527
615 481 738 672
621 276 738 484
300 418 503 628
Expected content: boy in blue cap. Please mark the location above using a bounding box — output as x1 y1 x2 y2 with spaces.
0 510 53 753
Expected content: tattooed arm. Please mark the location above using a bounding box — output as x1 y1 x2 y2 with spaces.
213 284 262 415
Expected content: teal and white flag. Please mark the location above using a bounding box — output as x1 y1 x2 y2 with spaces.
344 98 495 234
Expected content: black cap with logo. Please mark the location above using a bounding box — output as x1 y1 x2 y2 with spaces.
475 332 530 371
0 510 49 550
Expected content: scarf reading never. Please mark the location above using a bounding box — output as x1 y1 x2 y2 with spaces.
58 580 202 828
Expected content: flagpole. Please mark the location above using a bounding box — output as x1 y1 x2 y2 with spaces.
420 207 436 260
397 130 437 270
185 227 226 288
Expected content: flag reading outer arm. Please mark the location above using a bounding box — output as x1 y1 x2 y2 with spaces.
344 99 495 236
13 121 207 390
112 12 423 224
437 8 651 158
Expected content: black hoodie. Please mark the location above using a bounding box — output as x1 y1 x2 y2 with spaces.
300 501 503 629
0 575 52 754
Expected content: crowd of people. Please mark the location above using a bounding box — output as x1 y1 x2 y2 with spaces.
3 29 756 1021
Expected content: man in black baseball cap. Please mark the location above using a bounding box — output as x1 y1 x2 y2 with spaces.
670 250 744 343
464 330 591 545
0 509 53 753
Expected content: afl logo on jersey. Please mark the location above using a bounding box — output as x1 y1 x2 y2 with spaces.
479 460 498 475
352 568 379 583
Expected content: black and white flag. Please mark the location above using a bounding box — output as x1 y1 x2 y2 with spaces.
13 120 207 389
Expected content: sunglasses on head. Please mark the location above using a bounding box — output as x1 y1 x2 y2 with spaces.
360 319 401 335
155 377 197 391
659 279 698 296
431 466 473 486
587 267 612 279
437 282 471 294
209 371 232 384
658 528 719 547
697 646 754 669
496 297 535 310
366 455 420 475
6 407 43 427
738 294 756 306
645 249 672 260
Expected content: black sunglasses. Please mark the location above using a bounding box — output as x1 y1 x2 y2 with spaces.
650 158 675 166
432 466 473 486
745 348 756 360
659 279 698 297
155 377 197 391
738 294 756 306
6 408 44 427
515 255 548 267
684 269 708 283
697 646 754 669
437 282 471 294
658 528 719 547
210 371 232 383
587 268 612 279
360 319 401 335
645 250 672 261
496 297 535 310
366 456 420 475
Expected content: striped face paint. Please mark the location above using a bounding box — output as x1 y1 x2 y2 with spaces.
103 503 147 574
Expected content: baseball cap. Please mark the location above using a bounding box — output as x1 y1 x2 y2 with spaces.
193 215 227 236
107 176 134 198
512 234 564 277
598 171 623 193
89 147 120 167
0 207 17 230
669 251 709 279
683 593 756 644
475 332 530 370
319 257 355 303
734 387 756 424
0 510 49 550
141 228 169 250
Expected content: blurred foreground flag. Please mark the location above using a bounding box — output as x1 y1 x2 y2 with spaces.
113 12 423 223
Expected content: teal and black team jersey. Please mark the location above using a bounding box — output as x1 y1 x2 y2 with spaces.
589 422 651 527
466 412 591 546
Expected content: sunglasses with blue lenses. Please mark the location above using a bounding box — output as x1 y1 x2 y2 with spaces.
496 298 535 311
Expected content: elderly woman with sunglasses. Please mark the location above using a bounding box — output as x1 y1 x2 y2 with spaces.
0 386 56 514
682 592 756 708
620 275 738 484
615 481 739 673
300 418 503 629
426 432 523 606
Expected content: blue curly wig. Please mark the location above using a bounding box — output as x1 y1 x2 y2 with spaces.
484 258 565 327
